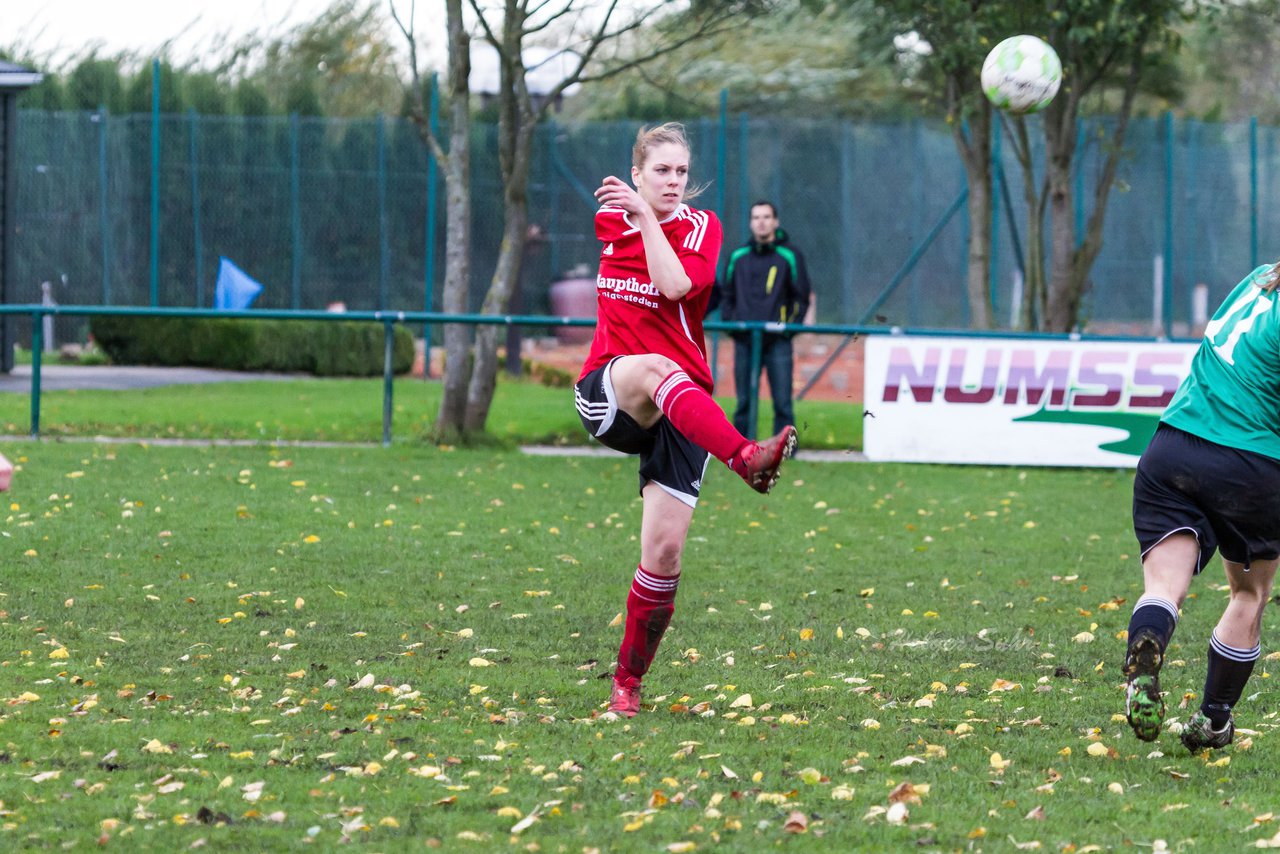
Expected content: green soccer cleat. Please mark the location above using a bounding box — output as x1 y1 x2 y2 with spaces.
1180 710 1234 752
1123 628 1166 742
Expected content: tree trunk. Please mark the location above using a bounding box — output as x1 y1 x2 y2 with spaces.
965 179 994 329
1044 125 1078 332
947 78 994 330
437 161 472 439
462 27 537 434
465 201 529 431
1006 117 1047 331
957 108 994 329
1043 61 1141 333
463 138 533 431
1042 87 1081 332
435 0 472 441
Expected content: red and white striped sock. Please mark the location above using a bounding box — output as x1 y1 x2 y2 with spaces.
615 565 680 687
653 370 750 464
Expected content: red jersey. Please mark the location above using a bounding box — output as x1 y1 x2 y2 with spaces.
578 203 723 391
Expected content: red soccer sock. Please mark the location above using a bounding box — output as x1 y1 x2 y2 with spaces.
615 566 680 687
654 370 750 464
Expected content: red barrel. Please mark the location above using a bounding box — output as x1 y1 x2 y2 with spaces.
549 277 597 344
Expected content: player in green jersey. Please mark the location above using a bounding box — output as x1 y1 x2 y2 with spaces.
1123 262 1280 751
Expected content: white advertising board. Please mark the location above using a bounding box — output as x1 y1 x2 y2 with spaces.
862 336 1199 467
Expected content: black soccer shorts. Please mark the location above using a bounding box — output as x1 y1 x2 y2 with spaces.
1133 423 1280 572
574 358 711 507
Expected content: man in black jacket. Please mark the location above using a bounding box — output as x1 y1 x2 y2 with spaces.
720 200 812 438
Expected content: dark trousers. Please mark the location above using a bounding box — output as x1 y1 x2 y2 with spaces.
732 335 794 438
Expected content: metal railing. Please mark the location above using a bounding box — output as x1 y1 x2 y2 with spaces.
0 305 1190 444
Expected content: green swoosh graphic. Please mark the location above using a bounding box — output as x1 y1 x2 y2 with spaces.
1013 407 1161 457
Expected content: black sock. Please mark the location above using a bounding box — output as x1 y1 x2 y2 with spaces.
1201 631 1259 728
1127 595 1179 653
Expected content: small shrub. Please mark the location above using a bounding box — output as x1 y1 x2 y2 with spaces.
524 358 575 388
90 316 414 376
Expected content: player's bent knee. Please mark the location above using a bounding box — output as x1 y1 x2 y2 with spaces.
639 355 680 384
616 355 683 402
614 354 678 387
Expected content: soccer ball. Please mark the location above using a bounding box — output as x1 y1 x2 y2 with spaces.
981 35 1062 114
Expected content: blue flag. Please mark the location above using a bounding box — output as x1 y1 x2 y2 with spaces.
214 257 264 310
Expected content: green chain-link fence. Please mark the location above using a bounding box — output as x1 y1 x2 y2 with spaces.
10 110 1280 346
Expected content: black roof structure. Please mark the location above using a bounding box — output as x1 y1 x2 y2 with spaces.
0 60 43 373
0 61 42 92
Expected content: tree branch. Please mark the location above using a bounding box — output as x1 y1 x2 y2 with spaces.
389 0 447 166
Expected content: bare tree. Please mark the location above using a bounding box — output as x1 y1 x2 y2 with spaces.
875 0 1013 330
392 0 473 441
1000 0 1193 332
881 0 1200 334
397 0 762 440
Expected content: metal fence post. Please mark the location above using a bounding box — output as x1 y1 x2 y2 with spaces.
910 118 924 326
382 317 396 446
716 90 727 227
1162 111 1173 337
97 105 111 305
840 123 855 326
547 125 561 281
990 116 1002 317
29 310 42 437
737 113 749 232
377 113 389 311
150 58 161 307
1250 115 1258 268
291 113 302 310
423 74 439 378
1185 120 1199 292
189 109 204 307
710 91 728 385
744 325 764 441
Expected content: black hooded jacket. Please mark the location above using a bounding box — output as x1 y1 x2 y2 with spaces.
718 228 811 337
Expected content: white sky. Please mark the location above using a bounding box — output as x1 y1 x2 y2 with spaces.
12 0 582 94
11 0 399 68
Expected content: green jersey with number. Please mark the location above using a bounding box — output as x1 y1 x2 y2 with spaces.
1162 264 1280 460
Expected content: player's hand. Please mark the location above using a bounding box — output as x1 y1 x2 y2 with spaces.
594 175 650 217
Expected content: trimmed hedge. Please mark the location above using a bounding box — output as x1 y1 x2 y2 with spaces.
89 316 416 377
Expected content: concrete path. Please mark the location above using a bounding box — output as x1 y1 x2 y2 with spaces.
0 365 294 393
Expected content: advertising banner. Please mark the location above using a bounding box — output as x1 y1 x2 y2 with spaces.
862 336 1199 467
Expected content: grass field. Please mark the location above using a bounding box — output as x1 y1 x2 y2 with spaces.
2 432 1276 851
0 375 862 450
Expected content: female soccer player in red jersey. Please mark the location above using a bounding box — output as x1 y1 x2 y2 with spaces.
573 123 796 717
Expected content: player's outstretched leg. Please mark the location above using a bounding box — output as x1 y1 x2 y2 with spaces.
1123 627 1166 742
730 425 797 494
650 368 795 494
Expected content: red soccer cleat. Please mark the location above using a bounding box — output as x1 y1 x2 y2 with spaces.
732 426 797 494
607 677 641 718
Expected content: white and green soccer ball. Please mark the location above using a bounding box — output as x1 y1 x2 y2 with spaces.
981 35 1062 114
